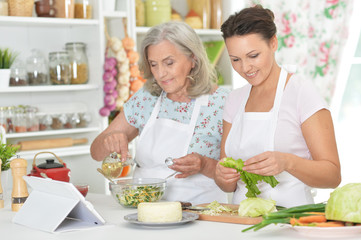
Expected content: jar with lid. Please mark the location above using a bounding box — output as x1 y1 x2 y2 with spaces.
65 42 89 84
0 106 7 132
77 111 91 128
74 0 92 19
39 113 53 131
26 106 39 132
5 106 15 133
50 113 66 130
26 49 49 85
9 60 28 86
49 52 71 85
145 0 171 27
14 106 27 133
64 112 79 129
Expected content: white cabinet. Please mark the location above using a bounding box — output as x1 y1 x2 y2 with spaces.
0 1 110 193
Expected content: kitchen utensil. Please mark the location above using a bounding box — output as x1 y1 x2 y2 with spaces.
28 151 70 182
184 206 210 211
17 137 88 151
109 178 166 208
165 171 177 180
10 157 29 212
97 168 115 184
165 157 174 166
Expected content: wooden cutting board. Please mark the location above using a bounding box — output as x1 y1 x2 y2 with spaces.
185 203 263 225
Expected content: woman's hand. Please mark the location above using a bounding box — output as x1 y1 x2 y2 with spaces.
214 158 239 192
168 153 203 178
103 131 129 162
242 151 287 176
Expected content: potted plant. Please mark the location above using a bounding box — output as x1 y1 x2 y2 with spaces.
0 48 18 89
0 132 19 194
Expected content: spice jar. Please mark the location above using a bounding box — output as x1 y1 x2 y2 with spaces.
64 112 79 129
0 106 7 132
39 113 52 131
74 0 92 19
51 113 66 130
26 49 49 85
26 106 39 132
76 112 91 128
65 42 89 84
9 60 28 86
14 106 27 133
5 106 15 133
49 52 71 85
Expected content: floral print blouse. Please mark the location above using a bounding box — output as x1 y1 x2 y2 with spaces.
123 87 229 160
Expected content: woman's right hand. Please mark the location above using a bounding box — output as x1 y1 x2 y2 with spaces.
214 158 240 192
103 131 129 162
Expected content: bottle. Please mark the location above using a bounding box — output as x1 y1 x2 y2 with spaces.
48 52 71 85
10 157 29 212
65 42 89 84
135 0 145 26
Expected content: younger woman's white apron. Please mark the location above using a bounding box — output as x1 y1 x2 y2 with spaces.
134 92 227 205
225 68 313 207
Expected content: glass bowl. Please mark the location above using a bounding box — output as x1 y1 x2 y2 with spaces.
109 178 166 208
74 183 89 197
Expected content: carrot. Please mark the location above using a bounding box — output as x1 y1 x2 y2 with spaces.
314 221 345 227
298 215 327 224
290 218 299 226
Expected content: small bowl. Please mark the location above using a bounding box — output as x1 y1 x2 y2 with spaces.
75 184 89 197
109 178 166 208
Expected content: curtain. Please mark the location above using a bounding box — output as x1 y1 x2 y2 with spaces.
247 0 353 103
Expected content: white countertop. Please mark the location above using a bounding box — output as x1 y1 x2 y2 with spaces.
0 193 359 240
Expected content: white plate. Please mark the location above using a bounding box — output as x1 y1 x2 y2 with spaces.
124 212 199 227
284 224 361 238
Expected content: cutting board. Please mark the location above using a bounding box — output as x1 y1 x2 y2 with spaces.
186 203 263 225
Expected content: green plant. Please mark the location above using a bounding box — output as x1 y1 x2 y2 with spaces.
0 134 19 171
0 48 18 69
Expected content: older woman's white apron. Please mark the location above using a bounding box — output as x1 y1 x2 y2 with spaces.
225 68 313 207
134 92 227 205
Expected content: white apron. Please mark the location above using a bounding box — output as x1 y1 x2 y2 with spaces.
134 92 227 205
225 68 313 207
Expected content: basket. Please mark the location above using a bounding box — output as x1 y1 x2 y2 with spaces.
8 0 34 17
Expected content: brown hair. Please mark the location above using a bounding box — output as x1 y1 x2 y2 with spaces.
221 4 276 42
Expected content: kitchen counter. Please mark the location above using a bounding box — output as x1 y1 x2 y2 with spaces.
0 193 359 240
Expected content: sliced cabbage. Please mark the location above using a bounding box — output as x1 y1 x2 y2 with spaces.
325 183 361 223
238 198 276 217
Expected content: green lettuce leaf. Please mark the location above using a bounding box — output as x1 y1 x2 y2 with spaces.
220 157 279 198
238 197 276 217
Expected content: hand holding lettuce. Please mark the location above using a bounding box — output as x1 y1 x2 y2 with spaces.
220 157 279 198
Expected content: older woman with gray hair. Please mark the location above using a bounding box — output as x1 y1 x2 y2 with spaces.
91 21 229 204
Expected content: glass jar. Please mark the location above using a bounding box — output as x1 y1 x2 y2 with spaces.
26 106 39 132
65 42 89 84
77 111 91 128
145 0 171 27
0 0 8 16
9 60 28 86
0 106 7 132
5 106 15 133
26 49 49 85
135 0 145 26
39 113 53 131
74 0 92 19
49 52 71 85
14 106 27 133
50 113 66 130
64 112 79 129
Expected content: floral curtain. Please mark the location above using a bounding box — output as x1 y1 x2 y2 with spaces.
247 0 353 103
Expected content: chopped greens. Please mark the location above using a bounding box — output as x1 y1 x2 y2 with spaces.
116 185 164 207
220 157 279 198
201 201 236 216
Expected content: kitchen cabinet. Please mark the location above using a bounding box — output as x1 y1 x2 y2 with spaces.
0 0 116 193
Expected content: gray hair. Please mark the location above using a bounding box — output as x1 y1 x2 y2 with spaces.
140 21 217 98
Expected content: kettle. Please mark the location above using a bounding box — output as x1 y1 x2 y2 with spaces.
28 151 70 182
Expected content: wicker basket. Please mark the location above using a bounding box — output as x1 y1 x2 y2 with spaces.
8 0 34 17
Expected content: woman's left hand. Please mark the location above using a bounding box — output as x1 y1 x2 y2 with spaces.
168 153 204 178
242 151 288 176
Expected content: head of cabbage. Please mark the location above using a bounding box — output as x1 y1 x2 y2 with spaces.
325 183 361 223
238 198 276 217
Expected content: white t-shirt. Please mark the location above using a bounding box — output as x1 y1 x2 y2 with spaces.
223 73 329 160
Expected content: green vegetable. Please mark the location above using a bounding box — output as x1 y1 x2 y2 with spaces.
325 183 361 223
220 157 279 198
117 185 164 207
242 203 326 232
238 198 276 217
0 138 19 171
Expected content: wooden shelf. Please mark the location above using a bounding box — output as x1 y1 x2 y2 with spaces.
0 16 99 27
0 84 99 93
